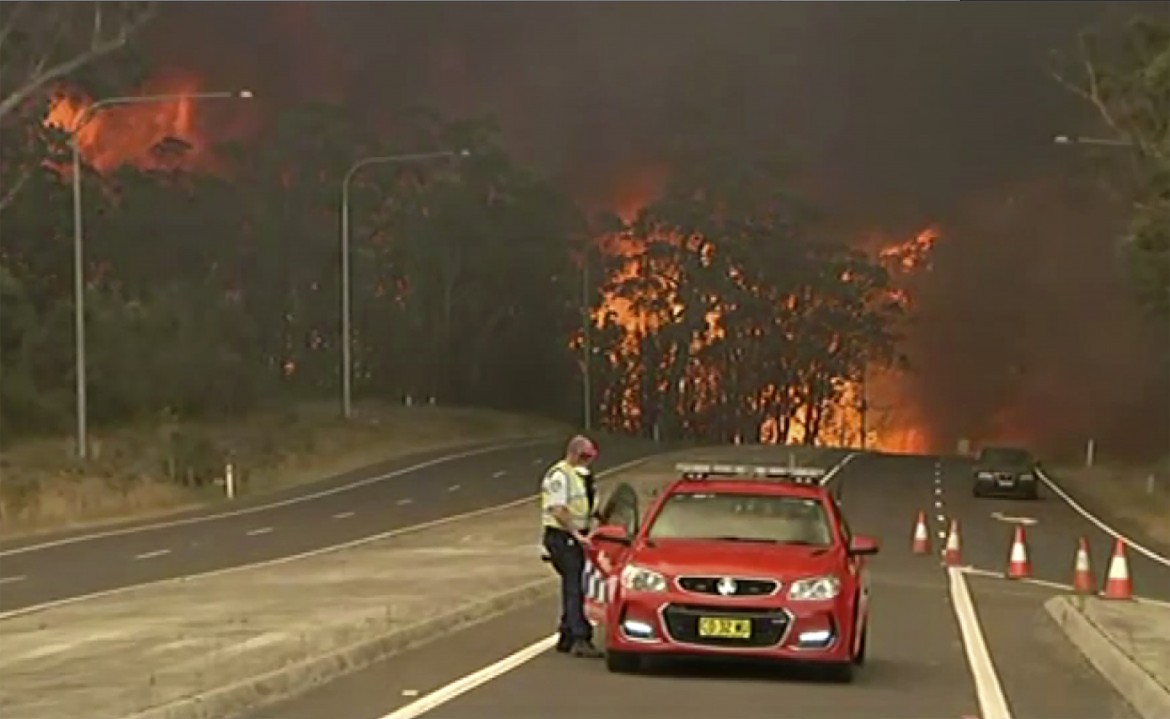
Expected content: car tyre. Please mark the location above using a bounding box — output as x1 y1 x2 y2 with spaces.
605 649 641 674
853 622 868 666
825 660 855 683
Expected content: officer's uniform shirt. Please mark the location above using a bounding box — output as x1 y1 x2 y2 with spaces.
541 460 591 532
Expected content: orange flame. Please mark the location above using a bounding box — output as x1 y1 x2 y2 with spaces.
42 71 238 174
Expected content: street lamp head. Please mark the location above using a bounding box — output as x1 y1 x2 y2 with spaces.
238 89 255 99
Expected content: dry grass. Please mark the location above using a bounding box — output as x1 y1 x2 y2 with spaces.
1054 459 1170 547
0 401 569 539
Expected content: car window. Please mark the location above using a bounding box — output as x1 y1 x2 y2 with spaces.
598 483 639 536
645 492 833 547
979 447 1033 465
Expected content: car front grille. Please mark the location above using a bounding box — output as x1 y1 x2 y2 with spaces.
677 576 778 597
661 603 791 648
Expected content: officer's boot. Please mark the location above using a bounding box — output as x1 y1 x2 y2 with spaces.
570 639 603 658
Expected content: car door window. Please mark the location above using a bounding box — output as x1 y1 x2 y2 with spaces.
598 483 640 536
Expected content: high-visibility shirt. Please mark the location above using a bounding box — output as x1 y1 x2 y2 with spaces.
541 459 591 531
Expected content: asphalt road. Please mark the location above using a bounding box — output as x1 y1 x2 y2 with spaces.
0 435 662 613
243 450 1167 719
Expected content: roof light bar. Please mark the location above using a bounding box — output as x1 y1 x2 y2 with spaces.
675 462 826 485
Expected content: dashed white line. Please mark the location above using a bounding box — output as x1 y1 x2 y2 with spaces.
937 530 947 539
934 500 944 509
937 514 946 523
246 527 273 536
333 511 355 519
0 575 27 585
396 498 413 506
134 549 171 560
934 487 943 495
948 566 1013 719
531 458 544 466
447 484 462 492
492 470 507 478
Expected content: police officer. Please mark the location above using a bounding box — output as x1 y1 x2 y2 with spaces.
541 434 604 658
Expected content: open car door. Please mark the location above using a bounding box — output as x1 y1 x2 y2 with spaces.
583 482 640 624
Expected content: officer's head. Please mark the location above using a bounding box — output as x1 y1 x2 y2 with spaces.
566 434 598 467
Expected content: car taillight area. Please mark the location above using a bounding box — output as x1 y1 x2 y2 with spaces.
660 603 792 648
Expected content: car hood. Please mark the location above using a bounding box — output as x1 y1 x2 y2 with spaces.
628 539 840 579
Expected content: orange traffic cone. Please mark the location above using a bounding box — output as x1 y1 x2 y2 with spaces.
1007 525 1031 579
1102 538 1133 599
1072 537 1095 595
911 511 931 555
943 520 962 566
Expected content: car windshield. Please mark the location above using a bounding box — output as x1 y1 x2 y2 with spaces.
645 492 833 546
979 447 1033 465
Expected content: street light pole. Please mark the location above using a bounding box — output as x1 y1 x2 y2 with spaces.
339 149 468 420
70 90 253 460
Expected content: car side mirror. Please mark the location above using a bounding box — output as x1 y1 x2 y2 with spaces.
848 535 880 556
592 524 631 546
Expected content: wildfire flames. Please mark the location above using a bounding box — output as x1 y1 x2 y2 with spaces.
589 184 941 453
41 71 249 174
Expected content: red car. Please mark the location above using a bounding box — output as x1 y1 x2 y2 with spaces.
583 462 878 682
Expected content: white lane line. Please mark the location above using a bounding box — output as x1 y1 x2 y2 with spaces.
0 456 653 622
820 452 859 485
1037 469 1170 568
246 527 273 536
960 565 1170 607
0 437 559 558
935 500 944 509
447 485 462 492
531 458 544 466
397 498 413 506
492 470 507 478
333 511 355 519
377 634 557 718
938 530 947 539
948 566 1013 719
0 575 27 585
134 549 171 560
937 514 947 523
934 487 943 495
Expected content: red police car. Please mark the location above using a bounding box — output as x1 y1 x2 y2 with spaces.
583 462 878 682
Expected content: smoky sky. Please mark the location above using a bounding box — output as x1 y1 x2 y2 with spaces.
141 1 1168 457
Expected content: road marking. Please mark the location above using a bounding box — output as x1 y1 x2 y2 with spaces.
134 549 171 560
0 455 655 622
531 458 544 466
397 498 413 506
820 452 859 485
0 437 559 558
934 487 943 495
937 514 947 523
333 512 355 519
948 566 1013 719
492 470 507 478
377 634 557 718
447 484 461 492
1037 469 1170 568
960 565 1170 607
938 530 947 539
990 512 1038 526
935 500 944 509
246 527 273 536
0 575 26 585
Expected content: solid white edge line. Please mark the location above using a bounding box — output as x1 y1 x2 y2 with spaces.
948 566 1013 719
0 436 558 558
1036 469 1170 568
0 456 653 622
0 575 27 585
957 565 1170 608
377 635 558 719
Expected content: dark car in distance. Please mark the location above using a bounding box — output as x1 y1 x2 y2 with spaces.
972 445 1041 499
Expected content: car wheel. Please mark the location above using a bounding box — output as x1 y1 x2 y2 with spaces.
605 650 641 674
853 622 868 666
825 660 855 683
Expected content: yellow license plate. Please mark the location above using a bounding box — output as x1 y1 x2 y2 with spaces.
697 617 752 639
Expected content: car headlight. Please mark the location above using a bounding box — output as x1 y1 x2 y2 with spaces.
620 565 668 593
787 575 841 601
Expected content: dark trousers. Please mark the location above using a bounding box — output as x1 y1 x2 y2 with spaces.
543 526 592 645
